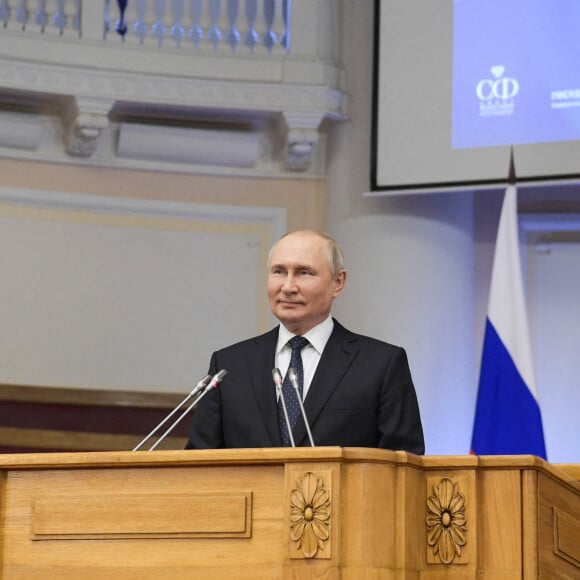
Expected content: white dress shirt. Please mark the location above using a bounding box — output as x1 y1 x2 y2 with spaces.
275 316 334 400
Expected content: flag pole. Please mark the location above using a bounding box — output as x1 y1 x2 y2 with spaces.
508 146 516 185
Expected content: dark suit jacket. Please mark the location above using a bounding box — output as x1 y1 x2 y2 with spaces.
185 320 424 454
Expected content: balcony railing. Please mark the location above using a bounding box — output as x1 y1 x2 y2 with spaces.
0 0 290 54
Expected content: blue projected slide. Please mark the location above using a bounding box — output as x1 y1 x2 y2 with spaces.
452 0 580 149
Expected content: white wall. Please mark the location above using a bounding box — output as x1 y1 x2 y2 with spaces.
528 240 580 463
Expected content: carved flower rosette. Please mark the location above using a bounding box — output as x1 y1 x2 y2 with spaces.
289 471 331 558
426 477 467 564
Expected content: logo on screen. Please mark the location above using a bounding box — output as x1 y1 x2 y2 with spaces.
476 66 519 117
551 88 580 109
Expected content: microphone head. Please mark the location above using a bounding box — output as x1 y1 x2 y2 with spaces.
207 369 228 390
272 368 283 385
288 367 298 383
197 374 212 387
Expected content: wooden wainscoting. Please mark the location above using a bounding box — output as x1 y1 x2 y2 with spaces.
0 384 188 453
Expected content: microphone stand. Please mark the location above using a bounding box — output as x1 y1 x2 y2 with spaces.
133 370 227 451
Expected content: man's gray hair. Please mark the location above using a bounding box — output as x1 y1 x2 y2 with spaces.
268 229 345 277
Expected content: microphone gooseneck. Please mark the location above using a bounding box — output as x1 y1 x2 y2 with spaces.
288 367 316 447
273 367 295 447
133 369 227 451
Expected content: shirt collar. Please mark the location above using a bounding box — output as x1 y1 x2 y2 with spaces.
276 316 334 355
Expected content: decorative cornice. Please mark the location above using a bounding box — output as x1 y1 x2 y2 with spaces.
0 58 346 119
0 57 345 173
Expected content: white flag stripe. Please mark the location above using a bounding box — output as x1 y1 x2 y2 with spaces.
487 185 539 399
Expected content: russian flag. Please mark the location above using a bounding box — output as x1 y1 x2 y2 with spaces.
471 186 547 459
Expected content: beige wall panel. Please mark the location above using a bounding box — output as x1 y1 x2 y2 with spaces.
0 158 326 231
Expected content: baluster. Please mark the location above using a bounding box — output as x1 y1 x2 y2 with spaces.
262 0 276 53
72 0 81 31
34 0 48 31
188 0 203 48
244 0 258 52
104 0 111 35
53 0 66 33
207 0 221 50
225 0 239 52
133 0 147 43
152 0 167 46
15 0 29 30
0 1 8 25
170 0 185 47
116 0 129 39
0 0 9 26
280 0 289 51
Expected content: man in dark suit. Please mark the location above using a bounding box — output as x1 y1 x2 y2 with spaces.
186 229 424 453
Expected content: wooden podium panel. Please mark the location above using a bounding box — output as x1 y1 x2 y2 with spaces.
0 448 578 579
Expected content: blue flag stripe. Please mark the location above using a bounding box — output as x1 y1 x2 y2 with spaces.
472 320 546 457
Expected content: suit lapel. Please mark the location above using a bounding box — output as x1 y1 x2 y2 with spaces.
246 327 281 446
293 321 359 446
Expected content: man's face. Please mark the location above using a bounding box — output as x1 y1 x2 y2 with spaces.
267 232 346 335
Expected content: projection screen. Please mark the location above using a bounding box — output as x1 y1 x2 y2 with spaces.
371 0 580 193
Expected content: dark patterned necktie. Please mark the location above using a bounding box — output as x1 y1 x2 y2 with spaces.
278 335 309 446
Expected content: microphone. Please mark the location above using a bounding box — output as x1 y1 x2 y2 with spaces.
133 369 227 451
147 369 227 451
288 367 316 447
272 367 295 447
132 373 211 451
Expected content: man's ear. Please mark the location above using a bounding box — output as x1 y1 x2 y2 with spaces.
332 270 347 297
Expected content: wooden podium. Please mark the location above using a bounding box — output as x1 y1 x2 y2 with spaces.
0 448 578 578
